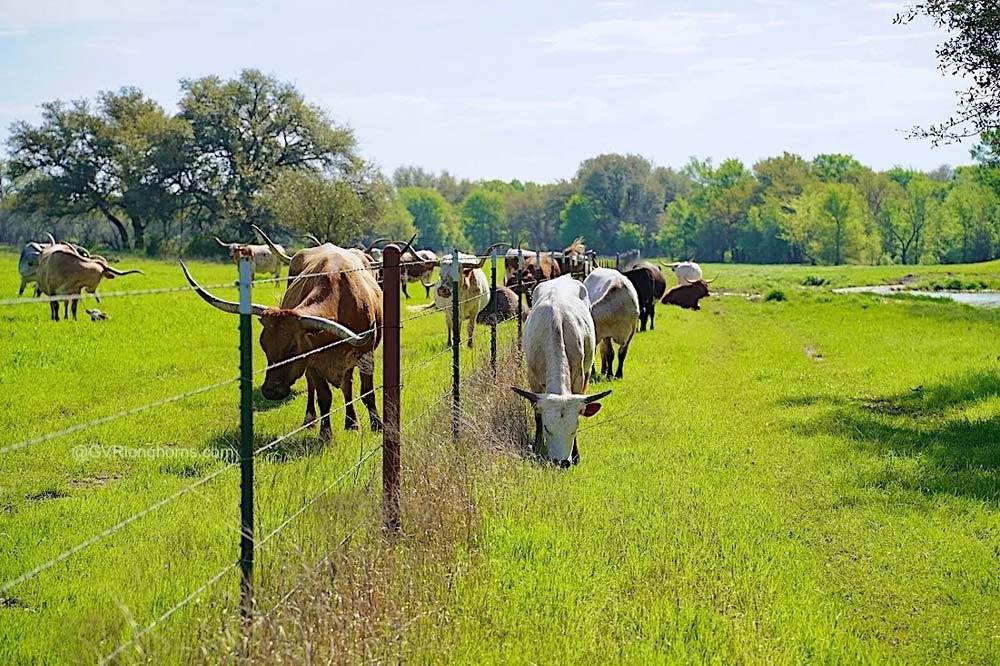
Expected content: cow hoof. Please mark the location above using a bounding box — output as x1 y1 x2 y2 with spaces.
370 419 384 433
615 372 623 380
303 414 317 428
319 427 332 440
345 420 359 431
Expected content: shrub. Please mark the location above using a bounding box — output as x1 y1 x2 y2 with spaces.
765 289 787 302
802 275 827 287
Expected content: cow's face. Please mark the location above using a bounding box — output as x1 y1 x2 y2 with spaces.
436 268 474 301
258 310 310 400
512 388 611 465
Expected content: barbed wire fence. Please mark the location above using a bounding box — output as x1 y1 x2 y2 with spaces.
0 241 551 663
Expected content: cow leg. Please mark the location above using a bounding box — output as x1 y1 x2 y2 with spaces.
466 316 475 348
360 369 382 432
71 298 79 321
401 281 410 299
342 369 359 431
600 339 614 380
315 379 334 440
50 300 59 321
649 302 655 330
572 437 580 466
303 374 317 428
63 300 70 320
445 312 453 348
615 336 633 380
639 305 648 332
18 279 27 297
424 283 431 298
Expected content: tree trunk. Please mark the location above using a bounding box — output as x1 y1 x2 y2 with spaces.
98 207 129 248
131 218 146 249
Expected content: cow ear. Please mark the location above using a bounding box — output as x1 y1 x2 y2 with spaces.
462 267 475 276
581 402 603 417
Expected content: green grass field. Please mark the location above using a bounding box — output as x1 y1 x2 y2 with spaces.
2 250 999 664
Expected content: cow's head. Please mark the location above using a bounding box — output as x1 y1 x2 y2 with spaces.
180 261 373 400
511 387 611 465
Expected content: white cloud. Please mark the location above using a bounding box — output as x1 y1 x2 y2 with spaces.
869 2 904 12
837 30 939 47
0 29 30 36
593 73 666 88
539 13 789 54
80 37 143 55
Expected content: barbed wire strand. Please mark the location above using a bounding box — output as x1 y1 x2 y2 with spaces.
0 384 382 595
0 376 238 457
97 561 239 665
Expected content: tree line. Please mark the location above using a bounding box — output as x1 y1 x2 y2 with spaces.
3 69 1000 265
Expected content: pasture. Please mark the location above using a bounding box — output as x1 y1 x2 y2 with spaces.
2 250 1000 664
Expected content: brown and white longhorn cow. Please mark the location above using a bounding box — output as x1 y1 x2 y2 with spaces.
215 236 285 281
181 245 383 439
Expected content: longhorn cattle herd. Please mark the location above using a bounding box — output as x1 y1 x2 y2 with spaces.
14 232 714 465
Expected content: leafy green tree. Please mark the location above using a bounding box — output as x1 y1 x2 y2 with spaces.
934 171 998 263
459 187 506 251
812 153 864 183
692 158 756 261
558 194 597 248
655 197 699 259
884 173 945 264
783 183 868 264
179 69 355 236
7 88 190 248
576 153 664 248
615 223 646 252
265 168 414 246
398 186 465 251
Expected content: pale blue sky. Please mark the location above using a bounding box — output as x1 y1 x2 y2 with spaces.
0 0 974 182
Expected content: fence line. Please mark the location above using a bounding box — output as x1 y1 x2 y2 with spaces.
0 376 238 457
6 240 536 662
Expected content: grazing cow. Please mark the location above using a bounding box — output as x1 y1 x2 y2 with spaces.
432 259 490 347
661 279 712 310
19 236 93 296
503 248 535 284
617 248 641 272
181 246 382 439
403 248 439 298
215 236 284 281
660 260 703 285
584 268 640 380
623 262 666 332
512 275 611 467
36 245 142 321
476 286 521 325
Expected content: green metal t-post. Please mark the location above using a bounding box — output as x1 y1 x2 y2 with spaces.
237 256 254 621
451 249 461 445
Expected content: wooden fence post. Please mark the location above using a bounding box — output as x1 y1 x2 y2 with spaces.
490 246 498 377
517 248 524 351
451 249 461 444
381 245 401 534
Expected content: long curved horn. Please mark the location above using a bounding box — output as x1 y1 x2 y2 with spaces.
659 261 681 269
481 242 509 256
45 233 56 245
297 315 374 346
251 224 293 265
397 233 418 260
366 237 392 252
304 234 323 246
702 278 715 284
511 386 540 404
214 236 231 249
179 260 267 316
103 266 144 277
583 389 612 404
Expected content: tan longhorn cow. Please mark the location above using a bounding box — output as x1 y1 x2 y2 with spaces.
35 245 143 321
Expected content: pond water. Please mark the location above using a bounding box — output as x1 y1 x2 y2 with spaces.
833 285 1000 309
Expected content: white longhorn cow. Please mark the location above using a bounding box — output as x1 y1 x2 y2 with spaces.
583 267 639 381
660 260 703 285
512 275 612 467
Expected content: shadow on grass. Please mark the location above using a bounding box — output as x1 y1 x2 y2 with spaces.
797 370 1000 503
253 386 299 412
205 425 332 464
